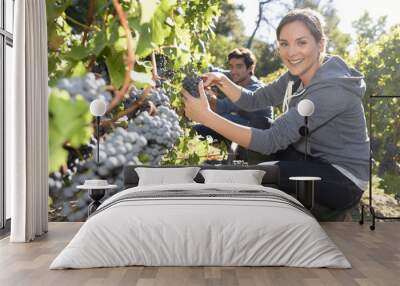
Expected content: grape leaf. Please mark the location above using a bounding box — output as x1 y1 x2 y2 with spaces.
131 71 155 88
71 61 87 77
91 30 107 56
106 52 126 88
112 27 128 53
48 88 93 172
139 0 158 24
65 45 90 61
129 20 154 57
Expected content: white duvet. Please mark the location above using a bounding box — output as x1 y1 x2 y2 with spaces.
50 183 351 269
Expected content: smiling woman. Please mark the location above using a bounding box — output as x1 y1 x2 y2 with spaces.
277 14 326 86
182 8 369 218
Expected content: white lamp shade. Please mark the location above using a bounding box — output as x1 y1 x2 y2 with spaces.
90 99 107 116
297 99 315 117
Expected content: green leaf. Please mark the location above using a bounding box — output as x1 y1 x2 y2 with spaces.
48 88 93 172
95 0 110 15
150 15 171 45
71 61 87 77
138 153 150 163
113 27 128 53
106 52 126 88
48 55 58 75
131 71 155 88
136 36 155 58
172 25 191 49
129 4 173 57
64 45 90 61
197 39 206 54
49 136 68 173
139 0 158 24
160 0 177 11
135 59 153 73
48 28 64 50
50 93 91 140
150 5 172 45
174 48 191 69
129 20 154 57
107 18 120 43
46 0 72 26
92 30 107 56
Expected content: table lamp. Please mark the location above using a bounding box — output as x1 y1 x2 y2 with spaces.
89 99 107 167
297 99 315 160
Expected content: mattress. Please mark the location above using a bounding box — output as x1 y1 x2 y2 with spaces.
50 183 350 269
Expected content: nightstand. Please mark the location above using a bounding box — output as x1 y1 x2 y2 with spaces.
289 176 321 210
77 183 118 216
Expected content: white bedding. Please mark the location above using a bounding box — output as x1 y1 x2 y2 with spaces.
50 183 351 269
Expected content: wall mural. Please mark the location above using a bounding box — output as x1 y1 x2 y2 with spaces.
46 0 400 222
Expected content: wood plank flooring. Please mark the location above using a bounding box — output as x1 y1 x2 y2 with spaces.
0 222 399 286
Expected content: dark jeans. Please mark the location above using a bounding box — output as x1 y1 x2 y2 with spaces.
193 113 249 141
193 114 272 141
268 146 364 211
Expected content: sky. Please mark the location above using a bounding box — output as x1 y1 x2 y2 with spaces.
234 0 400 43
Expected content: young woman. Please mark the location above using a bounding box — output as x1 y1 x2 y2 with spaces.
182 9 369 213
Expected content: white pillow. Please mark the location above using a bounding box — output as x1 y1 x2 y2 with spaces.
135 167 200 186
200 169 266 185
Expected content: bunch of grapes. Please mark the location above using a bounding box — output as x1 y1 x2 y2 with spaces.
50 73 184 221
129 107 183 164
56 72 112 103
48 172 64 194
122 87 183 164
127 87 170 109
92 62 111 85
155 54 174 80
95 127 147 177
147 88 170 106
49 157 127 222
182 74 202 98
48 167 92 222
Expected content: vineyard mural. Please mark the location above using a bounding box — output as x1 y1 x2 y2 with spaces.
47 0 223 221
47 0 400 221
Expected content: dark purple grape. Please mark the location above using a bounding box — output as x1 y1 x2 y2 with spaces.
183 74 201 98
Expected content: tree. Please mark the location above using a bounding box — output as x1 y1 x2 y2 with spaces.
353 25 400 196
352 11 387 45
252 39 282 77
293 0 318 9
209 0 284 77
246 0 273 49
208 0 247 68
214 1 246 42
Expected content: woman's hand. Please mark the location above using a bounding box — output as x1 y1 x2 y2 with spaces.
182 81 213 125
202 72 242 103
206 89 218 112
202 72 227 88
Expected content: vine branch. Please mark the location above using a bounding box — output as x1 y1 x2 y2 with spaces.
65 15 98 31
101 87 152 127
151 51 161 81
81 0 96 46
107 0 136 112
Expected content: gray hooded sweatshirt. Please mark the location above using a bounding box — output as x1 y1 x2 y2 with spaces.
235 55 370 187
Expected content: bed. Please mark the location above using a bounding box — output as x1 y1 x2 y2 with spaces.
50 165 350 269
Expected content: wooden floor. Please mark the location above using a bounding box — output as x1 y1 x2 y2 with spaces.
0 222 399 286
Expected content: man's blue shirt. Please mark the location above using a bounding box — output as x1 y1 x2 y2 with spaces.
216 76 273 120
